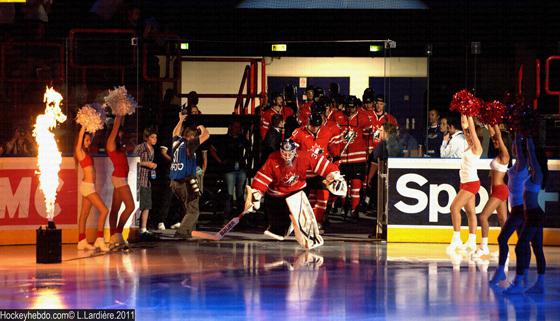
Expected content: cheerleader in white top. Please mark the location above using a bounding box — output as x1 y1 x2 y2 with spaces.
474 124 510 257
447 115 482 253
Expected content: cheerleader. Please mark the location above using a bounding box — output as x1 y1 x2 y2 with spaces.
505 137 548 294
447 115 482 253
75 126 109 251
474 124 510 257
106 115 136 249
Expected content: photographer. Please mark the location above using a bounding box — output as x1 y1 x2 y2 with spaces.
5 127 36 156
170 112 210 239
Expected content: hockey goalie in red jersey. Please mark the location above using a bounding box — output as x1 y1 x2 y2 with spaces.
249 139 346 249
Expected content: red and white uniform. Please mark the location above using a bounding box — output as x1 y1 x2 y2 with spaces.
297 101 314 126
290 123 344 160
370 112 399 151
333 109 372 164
251 151 339 198
260 106 295 140
327 109 343 123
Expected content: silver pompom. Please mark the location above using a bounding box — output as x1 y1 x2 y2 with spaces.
76 103 106 133
104 86 138 116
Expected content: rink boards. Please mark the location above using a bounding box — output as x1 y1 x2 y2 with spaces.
0 157 140 245
387 158 560 245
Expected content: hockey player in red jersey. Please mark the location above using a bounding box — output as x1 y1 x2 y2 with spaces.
370 95 398 149
297 86 315 126
260 93 295 140
290 107 344 227
333 95 373 218
250 139 346 238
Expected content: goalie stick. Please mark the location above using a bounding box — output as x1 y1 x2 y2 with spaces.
192 185 255 241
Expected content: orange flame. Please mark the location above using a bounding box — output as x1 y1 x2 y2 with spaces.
32 87 67 220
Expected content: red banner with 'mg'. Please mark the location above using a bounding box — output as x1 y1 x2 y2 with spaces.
0 168 77 226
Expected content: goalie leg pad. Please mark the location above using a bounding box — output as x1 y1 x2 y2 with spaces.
286 191 324 250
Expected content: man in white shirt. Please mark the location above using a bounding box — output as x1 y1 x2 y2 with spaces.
440 114 467 158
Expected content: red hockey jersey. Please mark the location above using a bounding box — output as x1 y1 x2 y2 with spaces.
260 106 295 139
290 123 343 158
251 150 339 197
370 111 399 151
333 109 372 164
297 101 314 126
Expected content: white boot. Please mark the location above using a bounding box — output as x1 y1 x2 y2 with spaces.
446 231 463 253
171 222 181 229
462 234 477 252
77 239 95 250
94 237 109 252
472 246 490 258
157 222 166 231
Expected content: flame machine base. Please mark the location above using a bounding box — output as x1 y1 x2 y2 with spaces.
36 221 62 264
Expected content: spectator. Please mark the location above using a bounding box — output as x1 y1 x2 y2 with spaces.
134 127 158 240
89 0 125 25
4 127 36 156
123 3 142 34
169 113 210 239
261 113 283 163
367 122 401 186
186 91 201 115
398 127 419 157
152 140 174 231
425 108 443 157
22 0 52 39
440 114 467 158
209 119 251 219
0 3 16 41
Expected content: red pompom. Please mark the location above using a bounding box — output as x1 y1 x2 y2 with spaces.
479 100 506 126
449 89 483 116
504 100 538 136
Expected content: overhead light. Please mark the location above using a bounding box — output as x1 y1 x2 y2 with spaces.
370 45 382 52
272 44 287 52
180 42 189 50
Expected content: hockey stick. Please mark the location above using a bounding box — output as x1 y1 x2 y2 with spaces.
192 186 255 241
339 130 356 156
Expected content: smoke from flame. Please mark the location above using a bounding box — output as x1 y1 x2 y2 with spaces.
33 87 67 220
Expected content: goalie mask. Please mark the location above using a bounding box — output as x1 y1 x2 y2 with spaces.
280 139 298 164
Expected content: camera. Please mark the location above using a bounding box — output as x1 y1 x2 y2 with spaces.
181 103 189 115
189 177 201 196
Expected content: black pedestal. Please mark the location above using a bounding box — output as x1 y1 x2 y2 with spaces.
36 223 62 264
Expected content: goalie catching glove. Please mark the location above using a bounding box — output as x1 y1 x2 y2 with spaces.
324 171 347 196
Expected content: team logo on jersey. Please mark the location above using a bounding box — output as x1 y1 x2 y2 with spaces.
310 144 324 156
283 171 299 186
343 129 356 143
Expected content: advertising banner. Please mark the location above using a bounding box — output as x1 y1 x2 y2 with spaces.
387 158 560 244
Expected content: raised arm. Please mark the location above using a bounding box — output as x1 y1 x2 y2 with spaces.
513 133 527 171
526 137 543 185
197 125 210 144
106 115 122 152
492 124 510 164
75 126 86 161
462 115 481 155
173 112 187 138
